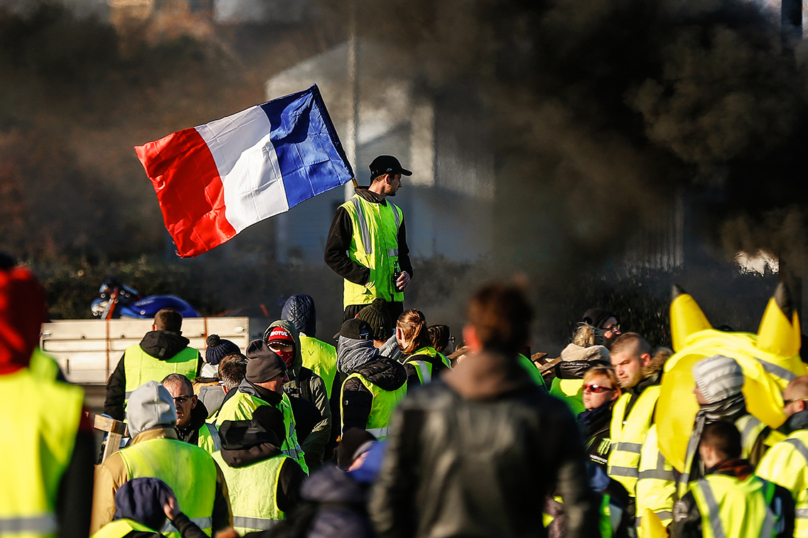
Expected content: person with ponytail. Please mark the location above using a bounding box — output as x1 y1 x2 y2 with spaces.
395 310 451 389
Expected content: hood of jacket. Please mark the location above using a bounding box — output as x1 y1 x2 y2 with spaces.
265 319 303 379
444 350 534 400
559 343 609 363
301 464 367 504
281 294 317 338
217 404 284 467
127 381 177 438
0 263 48 375
352 357 407 391
139 330 191 360
338 336 380 374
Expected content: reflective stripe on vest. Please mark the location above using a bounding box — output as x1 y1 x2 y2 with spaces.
123 344 198 408
341 195 403 307
198 423 222 453
755 357 798 384
0 368 83 538
608 386 661 495
118 438 217 538
691 475 777 538
214 390 308 474
340 372 407 439
212 451 288 535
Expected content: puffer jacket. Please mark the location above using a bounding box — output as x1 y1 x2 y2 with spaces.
265 320 332 470
282 294 317 338
368 351 600 538
301 465 375 538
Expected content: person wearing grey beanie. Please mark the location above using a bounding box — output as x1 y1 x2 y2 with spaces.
91 381 232 534
677 355 775 499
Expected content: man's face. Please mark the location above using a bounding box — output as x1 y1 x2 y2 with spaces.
611 350 644 389
601 317 621 347
384 173 402 196
164 382 197 428
268 341 295 368
694 385 710 406
262 372 290 394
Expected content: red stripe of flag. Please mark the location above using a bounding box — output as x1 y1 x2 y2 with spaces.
135 128 236 257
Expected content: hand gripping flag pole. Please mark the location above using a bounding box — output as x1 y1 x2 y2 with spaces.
135 84 355 258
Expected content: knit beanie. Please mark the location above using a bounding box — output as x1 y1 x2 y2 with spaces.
114 478 173 532
357 298 393 341
582 308 619 330
245 340 287 383
205 334 241 366
692 355 745 404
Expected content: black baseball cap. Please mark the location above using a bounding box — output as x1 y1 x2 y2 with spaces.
369 155 412 179
337 318 373 340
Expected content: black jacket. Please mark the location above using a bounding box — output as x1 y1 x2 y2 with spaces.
368 351 600 538
672 459 794 538
324 188 413 287
401 349 449 390
577 402 613 470
341 357 408 434
104 331 203 420
175 401 209 446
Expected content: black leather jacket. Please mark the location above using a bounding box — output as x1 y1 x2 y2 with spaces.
369 351 600 538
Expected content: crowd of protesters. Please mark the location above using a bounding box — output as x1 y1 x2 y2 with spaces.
5 246 808 538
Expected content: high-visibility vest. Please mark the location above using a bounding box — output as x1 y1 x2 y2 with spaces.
118 438 217 538
299 336 337 399
543 494 622 538
690 474 777 538
756 429 808 538
28 349 60 381
678 413 779 498
340 195 404 307
517 354 547 389
214 391 308 474
197 423 222 454
340 372 407 439
123 344 198 409
0 369 83 538
608 385 661 496
549 378 585 416
635 424 675 535
212 452 288 535
405 346 450 385
91 519 159 538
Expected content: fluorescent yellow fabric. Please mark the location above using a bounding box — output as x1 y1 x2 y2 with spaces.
670 292 713 353
299 336 337 399
757 297 801 358
405 347 449 385
607 386 661 496
118 438 217 538
690 474 776 538
123 345 198 409
0 368 83 538
640 509 668 538
211 452 287 535
28 349 60 381
198 423 222 454
340 372 407 440
517 354 546 388
756 430 808 538
341 195 403 307
636 425 675 536
549 378 585 415
214 391 308 474
91 519 157 538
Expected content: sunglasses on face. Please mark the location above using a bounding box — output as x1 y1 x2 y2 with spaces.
784 398 808 405
583 384 615 394
173 395 193 404
603 324 621 332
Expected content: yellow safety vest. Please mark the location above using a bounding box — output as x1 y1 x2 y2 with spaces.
756 429 808 538
197 423 222 454
608 385 661 496
341 195 404 307
635 424 675 534
214 390 308 474
211 452 288 535
28 349 60 381
678 414 779 498
123 344 198 409
299 336 337 399
0 368 83 538
405 347 450 385
549 378 585 416
543 494 621 538
91 519 158 538
340 372 407 439
690 474 777 538
118 438 217 538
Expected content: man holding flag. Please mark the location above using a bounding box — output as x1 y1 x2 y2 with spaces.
325 156 414 322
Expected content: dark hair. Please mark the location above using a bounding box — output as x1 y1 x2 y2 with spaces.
428 325 451 352
466 283 532 355
154 309 183 332
700 421 742 461
218 354 248 390
161 373 194 395
610 332 651 357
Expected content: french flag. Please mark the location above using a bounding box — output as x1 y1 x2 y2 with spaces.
135 85 354 258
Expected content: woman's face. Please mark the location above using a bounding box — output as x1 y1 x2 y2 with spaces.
582 374 619 410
